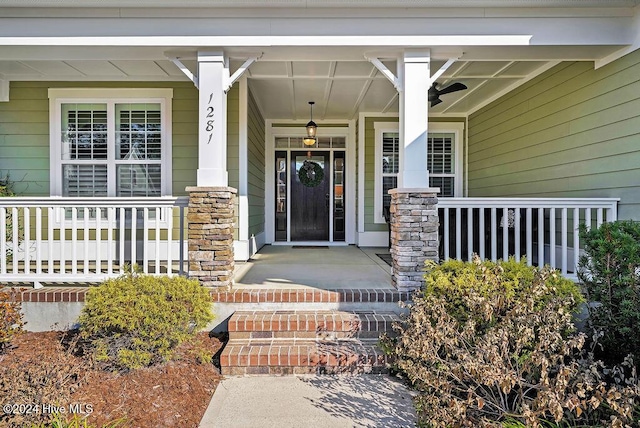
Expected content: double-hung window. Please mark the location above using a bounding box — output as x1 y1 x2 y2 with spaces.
49 88 173 200
374 121 463 223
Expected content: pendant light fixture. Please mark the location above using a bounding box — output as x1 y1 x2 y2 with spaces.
303 101 317 146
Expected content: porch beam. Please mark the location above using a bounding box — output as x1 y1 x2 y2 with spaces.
399 49 431 188
0 79 8 102
197 51 228 187
429 57 458 84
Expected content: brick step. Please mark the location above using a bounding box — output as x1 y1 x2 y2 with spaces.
228 310 399 340
211 288 412 304
220 338 390 375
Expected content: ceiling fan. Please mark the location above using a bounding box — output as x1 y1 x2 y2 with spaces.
428 82 468 107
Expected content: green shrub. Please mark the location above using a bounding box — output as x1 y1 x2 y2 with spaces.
78 273 213 371
0 285 24 353
1 173 20 261
578 220 640 362
383 257 638 428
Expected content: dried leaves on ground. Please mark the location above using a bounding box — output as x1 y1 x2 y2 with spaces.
0 331 223 428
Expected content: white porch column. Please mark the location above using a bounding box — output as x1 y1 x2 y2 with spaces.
197 51 229 187
398 50 431 188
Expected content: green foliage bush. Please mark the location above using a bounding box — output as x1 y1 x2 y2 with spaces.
0 285 24 353
78 273 213 371
383 257 639 427
1 173 20 261
578 220 640 362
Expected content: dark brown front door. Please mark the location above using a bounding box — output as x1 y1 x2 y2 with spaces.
290 151 330 241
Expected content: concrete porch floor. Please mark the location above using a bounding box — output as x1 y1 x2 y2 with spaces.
233 245 393 290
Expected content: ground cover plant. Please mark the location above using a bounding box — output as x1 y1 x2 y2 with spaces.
578 220 640 363
383 257 640 427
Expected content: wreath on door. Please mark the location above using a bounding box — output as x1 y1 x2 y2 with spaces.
298 160 324 187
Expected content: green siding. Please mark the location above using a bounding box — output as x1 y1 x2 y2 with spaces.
247 88 265 238
468 51 640 220
226 85 240 240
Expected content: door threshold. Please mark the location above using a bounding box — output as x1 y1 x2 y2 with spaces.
271 241 349 247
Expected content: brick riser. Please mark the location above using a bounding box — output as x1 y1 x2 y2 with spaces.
221 310 399 376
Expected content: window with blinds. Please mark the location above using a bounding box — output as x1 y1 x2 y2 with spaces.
60 103 163 198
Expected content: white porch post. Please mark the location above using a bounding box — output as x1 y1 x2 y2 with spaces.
197 51 229 187
398 49 430 188
390 49 439 292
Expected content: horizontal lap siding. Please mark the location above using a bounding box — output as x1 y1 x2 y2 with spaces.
227 85 240 241
468 52 640 220
247 88 265 238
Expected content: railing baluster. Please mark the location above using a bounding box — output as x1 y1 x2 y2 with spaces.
538 208 544 268
84 207 90 275
550 208 556 269
0 207 6 275
36 207 42 275
479 208 485 260
491 208 497 262
455 208 462 260
23 207 30 274
502 207 509 261
60 208 66 274
71 207 78 275
443 208 450 261
526 208 532 266
131 207 137 269
119 207 125 274
561 208 568 275
48 207 54 274
167 207 173 275
12 207 18 274
155 207 161 274
143 208 149 274
107 207 114 275
573 208 580 275
585 208 592 232
179 206 185 275
514 208 521 262
96 208 102 275
467 208 474 261
596 208 604 228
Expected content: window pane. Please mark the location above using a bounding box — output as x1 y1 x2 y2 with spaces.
61 104 108 161
382 132 399 174
428 133 454 174
117 164 162 197
382 176 397 209
63 164 108 197
430 176 454 197
116 104 162 160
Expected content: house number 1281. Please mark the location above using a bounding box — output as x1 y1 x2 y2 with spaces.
206 93 215 143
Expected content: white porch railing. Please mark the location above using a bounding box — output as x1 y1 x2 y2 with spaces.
438 198 619 280
1 197 189 286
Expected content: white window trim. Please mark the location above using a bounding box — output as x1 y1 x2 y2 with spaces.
374 121 464 224
48 88 173 198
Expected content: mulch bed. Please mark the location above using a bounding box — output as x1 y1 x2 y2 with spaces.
0 331 223 428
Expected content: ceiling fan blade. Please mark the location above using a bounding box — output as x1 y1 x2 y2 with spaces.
436 82 468 96
430 98 443 107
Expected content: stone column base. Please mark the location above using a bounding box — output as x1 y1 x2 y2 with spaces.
186 186 237 288
389 188 440 292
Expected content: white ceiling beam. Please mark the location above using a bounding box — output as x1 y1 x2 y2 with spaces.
430 57 458 84
465 60 561 116
320 61 337 120
382 92 399 114
0 78 9 102
349 66 378 119
286 61 296 120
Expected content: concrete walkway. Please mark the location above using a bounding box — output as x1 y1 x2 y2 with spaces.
234 245 393 290
199 375 417 428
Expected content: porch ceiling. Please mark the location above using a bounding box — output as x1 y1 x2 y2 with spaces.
0 44 624 119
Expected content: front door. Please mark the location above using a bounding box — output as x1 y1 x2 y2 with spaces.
290 151 330 241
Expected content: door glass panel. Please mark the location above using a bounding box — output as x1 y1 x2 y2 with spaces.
333 152 345 241
275 151 287 241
